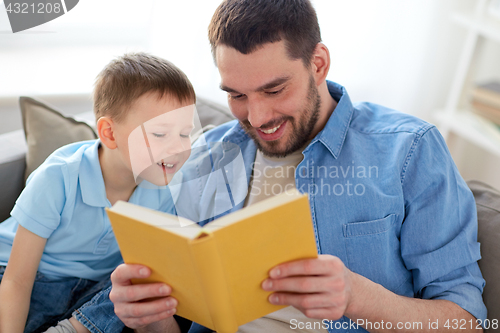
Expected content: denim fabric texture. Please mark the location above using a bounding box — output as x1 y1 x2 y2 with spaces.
0 266 109 333
73 284 125 333
173 81 487 332
67 81 487 333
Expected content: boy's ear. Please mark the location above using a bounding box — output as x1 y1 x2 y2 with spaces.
310 42 330 86
97 117 117 149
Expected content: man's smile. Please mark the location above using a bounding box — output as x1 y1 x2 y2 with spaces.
255 120 288 141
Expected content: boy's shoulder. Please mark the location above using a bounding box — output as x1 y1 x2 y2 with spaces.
28 140 100 183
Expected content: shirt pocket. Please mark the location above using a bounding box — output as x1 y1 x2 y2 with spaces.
343 214 396 237
343 214 411 294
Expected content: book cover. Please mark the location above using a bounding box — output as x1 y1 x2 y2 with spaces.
107 189 318 333
472 81 500 109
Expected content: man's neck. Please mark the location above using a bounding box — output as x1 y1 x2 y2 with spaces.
312 80 337 138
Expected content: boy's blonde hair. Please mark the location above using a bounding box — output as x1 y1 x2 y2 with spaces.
93 52 196 122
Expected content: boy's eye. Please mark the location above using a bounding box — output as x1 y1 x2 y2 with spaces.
152 133 166 138
180 134 190 138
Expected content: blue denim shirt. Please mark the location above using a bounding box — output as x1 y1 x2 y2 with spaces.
175 81 486 332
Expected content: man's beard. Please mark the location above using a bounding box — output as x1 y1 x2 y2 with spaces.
240 76 321 158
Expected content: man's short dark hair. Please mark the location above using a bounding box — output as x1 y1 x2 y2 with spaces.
208 0 321 67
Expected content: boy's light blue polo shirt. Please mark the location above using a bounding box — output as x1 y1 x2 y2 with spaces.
0 140 176 280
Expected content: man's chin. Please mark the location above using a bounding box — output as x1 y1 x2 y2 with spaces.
255 139 292 158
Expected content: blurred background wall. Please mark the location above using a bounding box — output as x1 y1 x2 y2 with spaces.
1 0 499 188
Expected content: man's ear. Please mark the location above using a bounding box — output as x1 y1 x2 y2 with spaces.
310 43 330 86
97 117 117 149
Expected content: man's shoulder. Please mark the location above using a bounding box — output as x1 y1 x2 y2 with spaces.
350 102 434 136
200 119 242 143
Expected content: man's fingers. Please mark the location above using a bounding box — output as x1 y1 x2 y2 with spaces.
110 282 171 303
111 263 151 285
269 292 344 310
269 255 344 278
115 296 177 320
120 307 177 329
262 276 344 293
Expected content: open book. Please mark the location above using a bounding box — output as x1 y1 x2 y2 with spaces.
107 189 318 333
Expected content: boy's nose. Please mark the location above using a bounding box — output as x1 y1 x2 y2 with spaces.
165 137 189 157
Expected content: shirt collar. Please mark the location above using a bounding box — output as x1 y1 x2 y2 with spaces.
307 81 354 159
80 140 109 207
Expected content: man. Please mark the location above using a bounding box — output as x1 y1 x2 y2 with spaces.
109 0 486 332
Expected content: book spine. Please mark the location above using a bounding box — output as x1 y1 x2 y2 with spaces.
189 233 238 333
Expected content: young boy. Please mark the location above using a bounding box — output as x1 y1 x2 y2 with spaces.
0 52 196 332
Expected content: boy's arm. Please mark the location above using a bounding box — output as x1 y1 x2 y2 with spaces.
0 225 47 333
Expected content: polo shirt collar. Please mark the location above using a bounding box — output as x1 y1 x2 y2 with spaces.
80 140 109 207
307 81 354 159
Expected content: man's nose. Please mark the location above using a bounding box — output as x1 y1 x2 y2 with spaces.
246 97 273 128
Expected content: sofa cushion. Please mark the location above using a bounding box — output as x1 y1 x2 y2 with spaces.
0 130 27 222
195 97 234 129
467 180 500 329
20 96 98 181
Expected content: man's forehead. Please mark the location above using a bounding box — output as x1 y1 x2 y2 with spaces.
216 42 305 92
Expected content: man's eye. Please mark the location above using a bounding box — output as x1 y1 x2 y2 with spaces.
152 133 166 138
180 134 190 138
229 93 244 100
266 88 283 95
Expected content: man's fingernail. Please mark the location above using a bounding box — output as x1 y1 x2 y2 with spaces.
166 299 174 307
139 268 148 276
160 285 169 295
262 279 273 290
269 295 279 304
271 268 281 278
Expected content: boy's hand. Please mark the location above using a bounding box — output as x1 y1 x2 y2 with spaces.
110 264 178 329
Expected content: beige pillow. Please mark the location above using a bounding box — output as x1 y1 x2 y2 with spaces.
20 96 97 181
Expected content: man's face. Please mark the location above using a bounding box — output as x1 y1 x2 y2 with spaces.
216 41 321 157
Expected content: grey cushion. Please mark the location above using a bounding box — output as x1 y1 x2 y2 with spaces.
0 130 27 222
196 96 234 129
468 180 500 329
20 96 97 181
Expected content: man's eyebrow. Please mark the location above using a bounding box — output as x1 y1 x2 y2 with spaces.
219 76 291 94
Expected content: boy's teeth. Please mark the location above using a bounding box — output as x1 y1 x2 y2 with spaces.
261 123 281 134
156 162 174 168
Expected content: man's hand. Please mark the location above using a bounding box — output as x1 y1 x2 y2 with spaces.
109 264 178 329
262 255 355 320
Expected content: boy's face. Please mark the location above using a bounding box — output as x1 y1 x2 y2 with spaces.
114 92 195 186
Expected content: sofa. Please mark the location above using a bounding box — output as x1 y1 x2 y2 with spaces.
0 96 498 331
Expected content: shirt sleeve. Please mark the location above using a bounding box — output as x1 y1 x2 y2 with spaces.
10 160 67 239
400 126 487 322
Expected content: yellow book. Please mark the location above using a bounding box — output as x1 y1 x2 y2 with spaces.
106 189 318 333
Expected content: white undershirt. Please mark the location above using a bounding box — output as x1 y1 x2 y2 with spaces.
238 148 327 333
